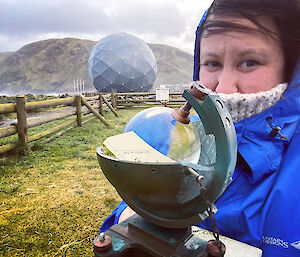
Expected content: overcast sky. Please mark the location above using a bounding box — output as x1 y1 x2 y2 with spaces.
0 0 213 54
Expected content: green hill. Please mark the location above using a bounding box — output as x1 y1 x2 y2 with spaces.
0 38 193 95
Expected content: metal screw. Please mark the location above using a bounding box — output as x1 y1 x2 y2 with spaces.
187 167 206 186
99 232 105 242
197 175 205 184
93 233 112 252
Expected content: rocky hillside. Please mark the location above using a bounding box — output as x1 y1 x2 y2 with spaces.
0 38 194 95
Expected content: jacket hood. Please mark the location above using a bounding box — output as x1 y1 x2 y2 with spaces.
193 7 211 81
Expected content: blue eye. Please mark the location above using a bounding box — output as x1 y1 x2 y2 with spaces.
200 61 221 71
207 61 221 68
240 60 259 68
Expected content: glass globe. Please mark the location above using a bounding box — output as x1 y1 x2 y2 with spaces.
124 107 201 164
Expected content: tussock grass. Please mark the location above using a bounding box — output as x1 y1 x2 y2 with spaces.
0 108 144 257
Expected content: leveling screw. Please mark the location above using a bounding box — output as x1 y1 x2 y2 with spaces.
93 232 112 252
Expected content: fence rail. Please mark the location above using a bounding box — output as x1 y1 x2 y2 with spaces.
0 92 186 155
114 92 185 109
0 93 115 155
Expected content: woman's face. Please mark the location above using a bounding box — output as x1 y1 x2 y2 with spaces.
199 17 285 94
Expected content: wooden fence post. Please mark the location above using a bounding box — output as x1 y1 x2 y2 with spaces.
111 90 117 110
102 95 119 117
16 96 29 153
75 95 82 127
99 93 103 115
81 97 111 128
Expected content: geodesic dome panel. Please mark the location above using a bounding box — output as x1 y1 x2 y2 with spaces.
88 33 157 93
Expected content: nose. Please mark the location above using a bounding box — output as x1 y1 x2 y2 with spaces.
215 68 239 94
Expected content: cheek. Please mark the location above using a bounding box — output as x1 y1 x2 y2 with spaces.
199 69 217 90
240 69 282 93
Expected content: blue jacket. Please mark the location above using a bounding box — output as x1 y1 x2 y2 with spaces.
199 67 300 257
192 8 300 256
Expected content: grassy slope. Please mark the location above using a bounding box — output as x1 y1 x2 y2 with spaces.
0 52 12 63
149 43 193 86
0 108 143 256
0 38 193 94
0 38 95 94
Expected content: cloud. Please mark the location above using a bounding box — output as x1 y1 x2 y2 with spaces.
0 0 212 53
0 1 111 36
0 1 184 36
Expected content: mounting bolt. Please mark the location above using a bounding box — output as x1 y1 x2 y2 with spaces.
99 232 105 242
93 233 112 252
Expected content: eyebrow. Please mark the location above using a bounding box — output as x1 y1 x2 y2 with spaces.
237 49 268 58
200 52 219 59
200 49 268 59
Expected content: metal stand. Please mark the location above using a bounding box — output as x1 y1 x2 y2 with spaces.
94 215 209 257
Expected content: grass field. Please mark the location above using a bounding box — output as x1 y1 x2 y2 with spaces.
0 108 144 257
